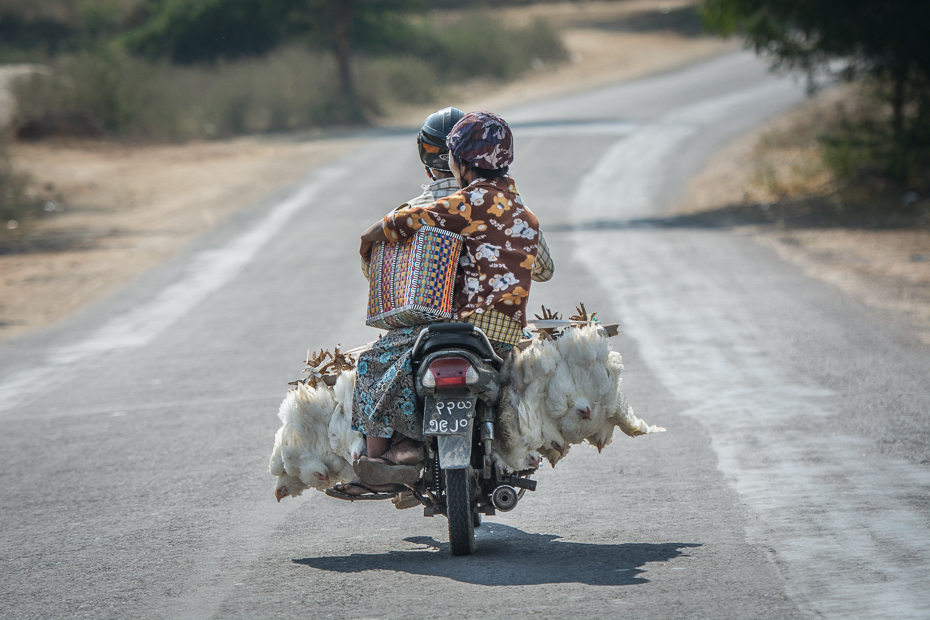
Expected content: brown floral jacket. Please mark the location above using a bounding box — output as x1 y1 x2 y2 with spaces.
382 176 540 326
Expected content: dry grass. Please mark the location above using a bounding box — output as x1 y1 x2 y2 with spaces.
8 11 568 142
679 85 930 343
679 86 850 214
391 0 735 125
0 136 360 337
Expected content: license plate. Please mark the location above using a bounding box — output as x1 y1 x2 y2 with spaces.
423 395 476 435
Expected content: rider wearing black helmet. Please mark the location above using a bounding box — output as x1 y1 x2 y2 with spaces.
417 106 465 180
362 107 466 278
407 106 466 207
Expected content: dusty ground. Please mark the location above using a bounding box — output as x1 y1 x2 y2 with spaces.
0 137 361 336
0 0 737 342
678 87 930 343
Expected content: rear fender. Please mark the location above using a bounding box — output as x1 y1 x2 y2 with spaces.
437 426 473 469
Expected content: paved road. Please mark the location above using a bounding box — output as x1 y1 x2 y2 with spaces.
1 51 928 619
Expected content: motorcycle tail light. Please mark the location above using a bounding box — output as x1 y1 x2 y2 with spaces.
422 358 478 389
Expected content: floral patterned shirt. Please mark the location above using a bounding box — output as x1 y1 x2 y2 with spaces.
382 176 540 326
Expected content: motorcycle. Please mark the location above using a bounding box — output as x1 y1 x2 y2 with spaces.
404 322 537 556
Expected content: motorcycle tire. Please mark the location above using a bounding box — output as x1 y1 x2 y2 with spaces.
445 468 476 556
473 511 482 528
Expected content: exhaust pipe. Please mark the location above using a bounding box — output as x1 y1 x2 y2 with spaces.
491 485 519 512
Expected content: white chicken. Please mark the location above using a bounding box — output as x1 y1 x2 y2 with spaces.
493 338 570 470
328 369 365 464
491 323 663 471
269 319 663 494
548 326 618 445
269 382 354 502
494 390 565 471
491 371 536 472
609 388 663 438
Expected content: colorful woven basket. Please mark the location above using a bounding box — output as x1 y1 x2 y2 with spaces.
366 226 463 330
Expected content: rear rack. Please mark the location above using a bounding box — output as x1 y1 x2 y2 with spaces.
411 323 503 366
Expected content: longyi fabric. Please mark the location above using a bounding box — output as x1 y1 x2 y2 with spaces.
352 326 513 441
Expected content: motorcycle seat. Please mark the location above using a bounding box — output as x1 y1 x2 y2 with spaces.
411 323 502 367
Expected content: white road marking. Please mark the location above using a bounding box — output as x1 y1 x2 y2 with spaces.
0 166 349 413
512 120 637 138
572 85 930 618
573 81 792 222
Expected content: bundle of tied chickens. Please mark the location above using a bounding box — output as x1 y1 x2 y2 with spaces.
269 304 665 501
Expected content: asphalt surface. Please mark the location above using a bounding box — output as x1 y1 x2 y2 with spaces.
1 51 928 619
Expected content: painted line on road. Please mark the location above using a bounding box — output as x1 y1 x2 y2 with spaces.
511 119 638 138
0 165 350 414
570 81 930 618
571 80 793 222
2 393 285 423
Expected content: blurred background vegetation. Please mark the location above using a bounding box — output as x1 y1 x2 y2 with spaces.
701 0 929 192
0 0 567 142
0 0 572 226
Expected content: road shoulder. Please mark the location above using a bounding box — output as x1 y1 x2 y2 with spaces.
677 87 930 344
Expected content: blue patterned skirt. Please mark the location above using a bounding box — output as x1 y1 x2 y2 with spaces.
352 326 512 441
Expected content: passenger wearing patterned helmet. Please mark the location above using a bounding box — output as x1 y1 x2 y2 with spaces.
334 110 554 500
446 110 515 174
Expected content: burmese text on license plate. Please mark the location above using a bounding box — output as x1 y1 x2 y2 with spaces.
425 398 474 434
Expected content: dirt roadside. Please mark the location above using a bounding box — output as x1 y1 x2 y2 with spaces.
678 87 930 344
0 0 737 342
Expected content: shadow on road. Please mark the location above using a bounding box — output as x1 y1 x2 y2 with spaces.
293 524 700 586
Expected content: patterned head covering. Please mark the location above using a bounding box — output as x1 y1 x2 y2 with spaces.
446 111 514 170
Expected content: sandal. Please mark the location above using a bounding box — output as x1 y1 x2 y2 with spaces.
325 480 400 502
354 455 423 486
393 490 422 510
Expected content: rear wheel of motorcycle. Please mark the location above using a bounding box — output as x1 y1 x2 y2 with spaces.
445 468 476 556
473 511 482 528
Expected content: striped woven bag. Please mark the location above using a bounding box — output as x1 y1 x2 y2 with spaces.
365 226 463 330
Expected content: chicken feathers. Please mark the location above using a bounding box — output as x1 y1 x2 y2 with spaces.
491 323 664 471
269 373 360 501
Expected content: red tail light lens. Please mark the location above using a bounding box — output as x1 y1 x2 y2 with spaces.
423 358 478 389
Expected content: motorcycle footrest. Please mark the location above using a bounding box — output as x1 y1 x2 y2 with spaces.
503 476 537 492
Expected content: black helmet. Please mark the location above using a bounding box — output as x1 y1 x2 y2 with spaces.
417 106 465 172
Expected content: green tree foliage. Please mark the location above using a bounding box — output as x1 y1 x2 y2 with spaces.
291 0 428 118
119 0 428 63
118 0 427 118
701 0 930 181
0 13 73 57
119 0 294 63
5 1 567 138
0 0 129 58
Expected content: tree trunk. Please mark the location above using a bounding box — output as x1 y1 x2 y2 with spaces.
331 0 360 118
892 67 906 143
888 63 911 182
